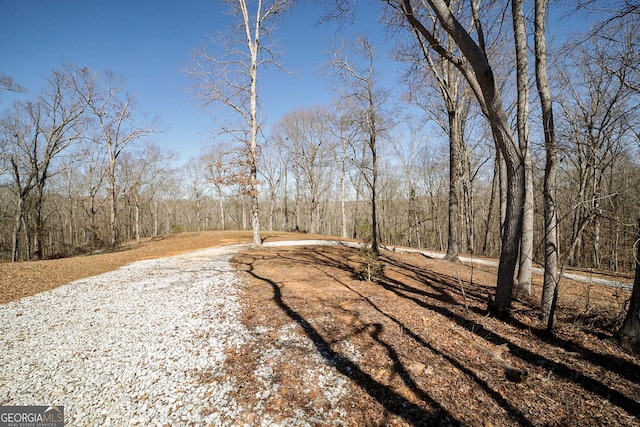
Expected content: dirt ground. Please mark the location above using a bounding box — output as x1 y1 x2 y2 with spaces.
2 231 639 426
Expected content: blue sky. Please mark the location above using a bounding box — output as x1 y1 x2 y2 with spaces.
0 0 392 163
1 1 596 166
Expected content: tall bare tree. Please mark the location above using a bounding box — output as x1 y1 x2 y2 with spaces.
533 0 560 326
329 100 361 239
189 0 291 247
2 67 89 260
388 0 524 315
76 69 155 247
331 37 388 254
397 10 467 262
511 0 534 296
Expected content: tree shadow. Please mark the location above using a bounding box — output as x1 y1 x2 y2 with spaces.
381 254 640 388
240 247 538 425
327 270 536 426
237 246 640 421
376 256 640 418
236 254 457 426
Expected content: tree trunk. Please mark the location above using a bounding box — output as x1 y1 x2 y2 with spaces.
34 187 45 260
399 3 526 309
462 149 474 254
497 148 508 239
11 198 24 262
246 0 262 248
512 0 533 296
341 152 348 239
483 159 499 255
249 74 261 247
494 159 524 315
134 193 140 243
153 199 159 237
535 0 560 325
444 108 461 262
616 218 640 353
370 131 380 255
108 153 118 247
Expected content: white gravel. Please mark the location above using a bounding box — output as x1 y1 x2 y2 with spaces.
0 245 352 426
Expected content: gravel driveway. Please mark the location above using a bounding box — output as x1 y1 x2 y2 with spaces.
0 245 350 426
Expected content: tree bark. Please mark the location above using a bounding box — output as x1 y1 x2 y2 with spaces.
108 153 118 246
11 197 23 262
512 0 533 296
617 218 640 353
534 0 559 325
482 160 499 255
444 107 461 262
247 1 262 248
430 0 524 314
397 0 524 314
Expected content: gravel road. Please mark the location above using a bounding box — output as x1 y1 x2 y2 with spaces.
0 245 350 426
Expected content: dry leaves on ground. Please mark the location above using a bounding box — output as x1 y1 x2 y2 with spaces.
230 245 640 426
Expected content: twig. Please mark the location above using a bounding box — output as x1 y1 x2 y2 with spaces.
452 327 528 382
456 267 470 315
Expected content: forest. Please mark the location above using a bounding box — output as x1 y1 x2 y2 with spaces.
1 1 639 344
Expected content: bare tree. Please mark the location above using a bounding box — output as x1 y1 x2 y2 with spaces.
404 31 473 261
188 0 291 247
2 67 89 261
75 132 108 247
1 103 35 261
259 137 285 231
119 143 176 242
76 69 156 247
574 2 640 347
329 100 361 239
272 106 335 234
533 0 561 328
182 157 209 231
391 117 429 248
388 0 524 315
511 0 534 296
559 40 636 269
201 142 236 230
331 36 388 254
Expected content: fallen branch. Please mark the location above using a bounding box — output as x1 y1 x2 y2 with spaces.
452 327 528 382
456 267 470 315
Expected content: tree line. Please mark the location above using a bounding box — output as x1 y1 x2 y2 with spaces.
1 0 639 349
